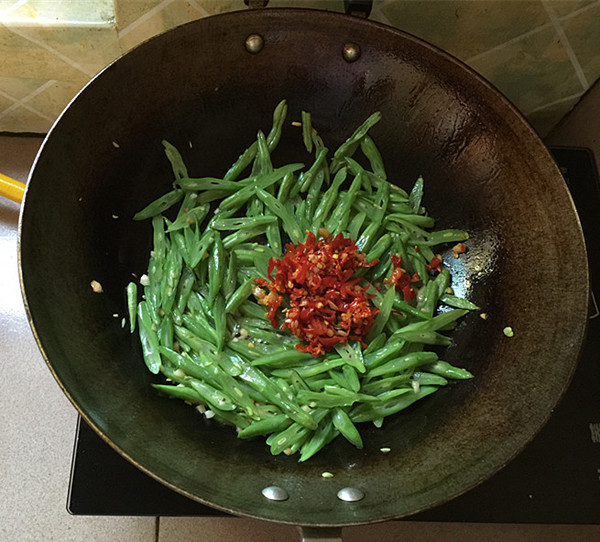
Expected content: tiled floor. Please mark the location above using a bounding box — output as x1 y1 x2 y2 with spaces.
2 83 600 540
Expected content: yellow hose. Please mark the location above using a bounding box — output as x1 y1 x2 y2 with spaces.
0 172 25 204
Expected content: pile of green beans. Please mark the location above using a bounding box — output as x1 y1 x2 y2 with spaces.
126 100 476 461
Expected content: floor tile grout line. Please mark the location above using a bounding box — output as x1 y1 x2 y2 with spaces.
464 21 553 65
155 516 160 542
117 0 176 38
542 1 589 91
186 0 210 18
523 90 586 116
0 80 56 122
1 22 96 78
556 0 600 23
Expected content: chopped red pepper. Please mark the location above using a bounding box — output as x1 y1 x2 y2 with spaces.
253 231 379 357
385 254 420 301
425 255 443 274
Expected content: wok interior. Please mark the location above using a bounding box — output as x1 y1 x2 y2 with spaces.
19 10 588 526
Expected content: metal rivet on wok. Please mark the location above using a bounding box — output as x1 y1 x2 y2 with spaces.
245 33 264 54
262 485 289 501
342 42 361 62
337 487 365 502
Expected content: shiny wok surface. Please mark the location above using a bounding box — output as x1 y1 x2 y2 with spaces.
19 9 588 526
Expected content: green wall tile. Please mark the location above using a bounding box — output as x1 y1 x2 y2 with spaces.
545 0 595 18
560 3 600 85
468 25 582 114
526 94 581 135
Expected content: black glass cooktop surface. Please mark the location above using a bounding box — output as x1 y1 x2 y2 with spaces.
68 147 600 523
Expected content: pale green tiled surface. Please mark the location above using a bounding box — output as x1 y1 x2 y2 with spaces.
468 24 583 114
526 93 582 135
0 0 599 135
560 2 600 84
545 0 596 18
378 0 551 60
0 0 114 24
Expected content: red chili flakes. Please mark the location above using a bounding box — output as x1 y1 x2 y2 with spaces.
385 254 420 301
253 231 379 357
425 255 444 274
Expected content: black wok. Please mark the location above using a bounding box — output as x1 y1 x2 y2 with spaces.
18 7 588 533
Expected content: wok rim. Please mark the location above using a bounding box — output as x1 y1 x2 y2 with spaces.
17 7 590 527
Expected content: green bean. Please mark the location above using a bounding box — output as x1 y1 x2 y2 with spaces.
251 349 314 367
222 225 269 250
347 210 367 241
414 229 469 247
326 170 363 235
299 147 327 192
130 105 478 461
332 408 363 448
301 110 313 152
334 342 365 373
225 278 255 314
238 365 318 429
152 383 203 403
126 282 138 333
299 417 337 462
255 188 303 243
238 414 292 439
208 232 225 306
137 301 161 374
270 422 311 455
210 215 277 231
213 294 227 352
361 373 412 395
440 294 479 310
367 286 396 340
408 176 424 213
266 218 282 255
276 171 296 203
368 351 439 378
223 141 257 182
360 134 386 180
271 357 346 379
387 213 435 228
412 371 449 386
331 111 382 172
254 130 273 176
266 99 288 151
355 220 382 253
363 332 387 355
239 300 269 321
311 167 347 231
188 228 213 269
342 365 361 393
422 360 474 379
176 177 241 192
364 340 407 369
393 329 452 346
187 377 237 412
350 386 438 423
162 140 189 179
133 189 184 221
365 232 393 263
157 313 174 350
219 163 303 212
